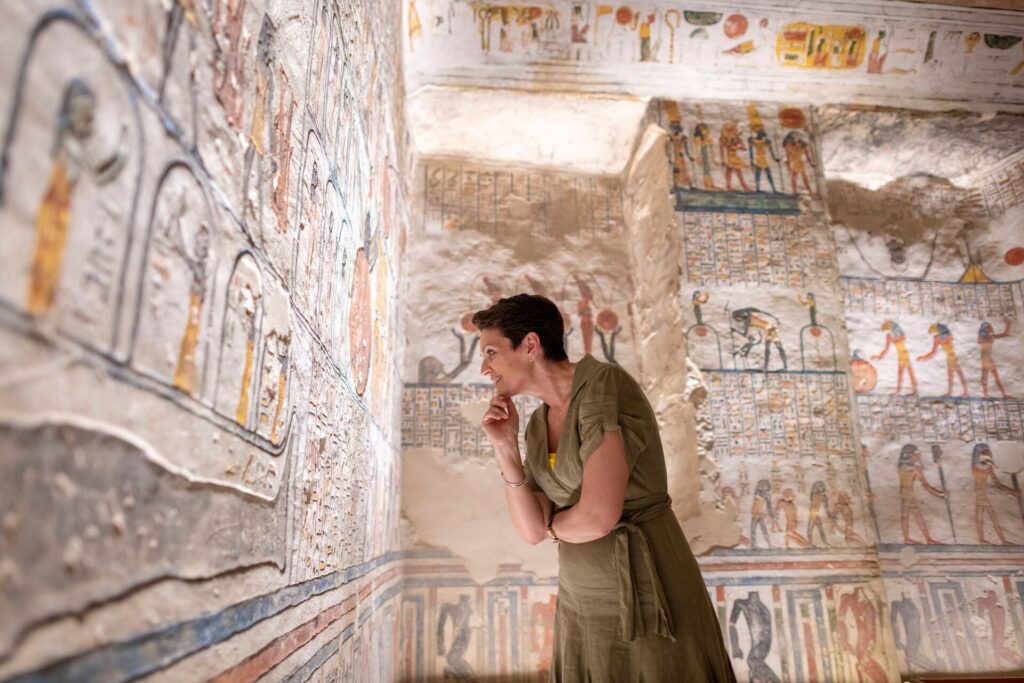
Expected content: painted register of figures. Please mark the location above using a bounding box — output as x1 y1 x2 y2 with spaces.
405 0 1024 106
0 0 406 679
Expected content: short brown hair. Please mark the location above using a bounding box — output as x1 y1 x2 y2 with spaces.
471 294 568 361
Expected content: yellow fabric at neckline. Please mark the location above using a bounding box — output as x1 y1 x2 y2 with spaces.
548 452 557 470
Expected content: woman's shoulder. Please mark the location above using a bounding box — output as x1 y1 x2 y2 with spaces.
580 356 639 394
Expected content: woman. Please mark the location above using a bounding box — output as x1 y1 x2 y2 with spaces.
475 293 735 682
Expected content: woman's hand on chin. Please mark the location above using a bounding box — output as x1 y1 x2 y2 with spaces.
481 394 520 451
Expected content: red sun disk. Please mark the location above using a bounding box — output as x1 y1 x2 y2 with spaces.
1005 246 1024 266
616 6 633 25
724 14 748 39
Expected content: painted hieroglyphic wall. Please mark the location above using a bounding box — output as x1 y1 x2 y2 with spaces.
664 98 902 683
831 130 1024 676
404 0 1024 109
398 158 639 679
0 0 408 680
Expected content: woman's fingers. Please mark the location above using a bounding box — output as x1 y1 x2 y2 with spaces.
487 396 510 417
481 406 508 425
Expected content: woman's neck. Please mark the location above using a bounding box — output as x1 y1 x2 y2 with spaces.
527 358 577 411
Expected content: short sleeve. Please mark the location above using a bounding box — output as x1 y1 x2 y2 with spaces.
577 368 626 466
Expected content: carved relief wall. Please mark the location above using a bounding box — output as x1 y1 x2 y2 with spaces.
404 0 1024 109
828 113 1024 677
398 157 635 679
0 0 408 680
397 99 1024 682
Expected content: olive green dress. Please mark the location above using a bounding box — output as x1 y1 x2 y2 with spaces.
524 355 736 682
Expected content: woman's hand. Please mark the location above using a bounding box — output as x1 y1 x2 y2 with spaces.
481 394 520 450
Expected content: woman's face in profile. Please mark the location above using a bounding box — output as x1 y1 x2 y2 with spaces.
479 327 531 397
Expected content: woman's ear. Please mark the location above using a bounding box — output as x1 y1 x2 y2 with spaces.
525 331 541 359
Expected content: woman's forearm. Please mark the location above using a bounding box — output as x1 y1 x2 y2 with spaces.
495 444 549 545
549 505 614 544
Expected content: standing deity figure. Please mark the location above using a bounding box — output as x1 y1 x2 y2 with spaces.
693 122 717 190
971 443 1020 545
776 488 809 548
750 479 780 548
897 444 944 545
572 274 595 355
798 292 818 327
729 591 781 683
668 121 695 189
978 320 1012 398
872 320 918 395
28 78 127 315
867 30 888 74
718 121 750 192
748 125 781 193
806 480 837 546
917 322 969 397
692 289 709 325
782 131 816 196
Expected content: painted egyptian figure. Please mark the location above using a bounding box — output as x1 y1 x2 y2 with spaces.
971 443 1020 545
747 125 780 193
872 320 918 395
750 478 779 548
978 320 1012 398
260 330 290 443
838 587 888 683
917 322 968 397
28 78 127 315
976 589 1023 667
776 488 808 548
806 480 836 546
692 122 716 190
782 131 815 196
897 444 943 545
833 491 864 545
667 121 694 189
173 223 211 395
234 283 258 425
691 288 709 326
729 592 780 683
718 121 750 192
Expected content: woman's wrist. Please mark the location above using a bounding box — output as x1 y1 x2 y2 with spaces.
546 512 560 543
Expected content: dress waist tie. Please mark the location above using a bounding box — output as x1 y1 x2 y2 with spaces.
612 493 676 643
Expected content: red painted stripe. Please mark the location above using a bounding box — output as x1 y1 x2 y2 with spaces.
209 601 348 683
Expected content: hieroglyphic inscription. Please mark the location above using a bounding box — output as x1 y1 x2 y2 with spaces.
962 149 1024 218
856 394 1024 442
704 371 856 461
841 277 1021 320
421 164 624 237
679 211 837 288
401 384 541 460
